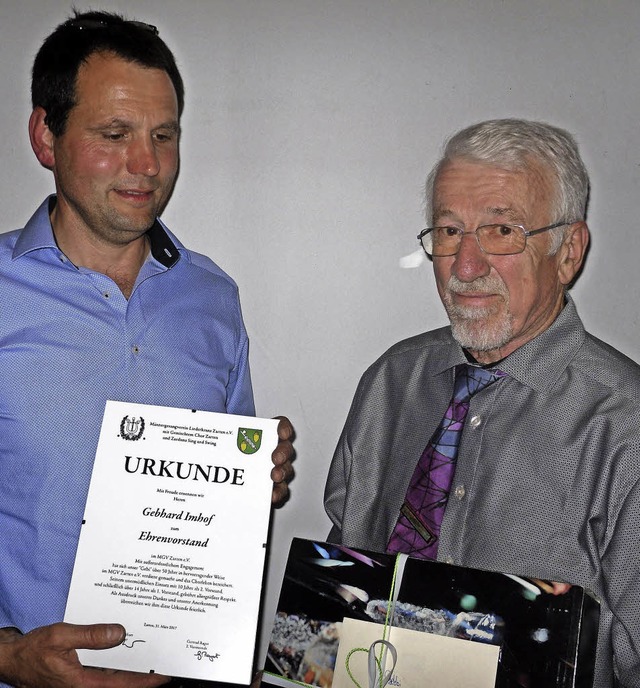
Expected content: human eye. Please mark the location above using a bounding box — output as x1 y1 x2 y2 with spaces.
153 125 180 144
434 226 460 238
93 122 130 143
153 131 173 143
104 131 124 141
479 224 526 254
431 226 461 248
482 224 517 239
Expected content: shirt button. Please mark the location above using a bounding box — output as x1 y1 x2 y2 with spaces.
444 556 454 565
454 484 466 500
469 415 482 428
132 345 140 354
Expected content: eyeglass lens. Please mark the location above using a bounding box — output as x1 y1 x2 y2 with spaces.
424 225 527 256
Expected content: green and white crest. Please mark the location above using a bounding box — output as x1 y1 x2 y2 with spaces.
237 428 262 454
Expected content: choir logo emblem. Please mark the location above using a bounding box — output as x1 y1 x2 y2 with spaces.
120 416 145 441
237 428 262 455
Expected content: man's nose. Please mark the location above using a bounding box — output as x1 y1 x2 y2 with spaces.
451 232 491 282
127 137 160 177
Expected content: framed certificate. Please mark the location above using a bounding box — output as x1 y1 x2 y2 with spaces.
64 400 278 684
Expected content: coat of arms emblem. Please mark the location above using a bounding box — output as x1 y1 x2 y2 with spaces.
237 428 262 454
120 416 145 441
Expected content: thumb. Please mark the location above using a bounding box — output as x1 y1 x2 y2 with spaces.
66 623 126 650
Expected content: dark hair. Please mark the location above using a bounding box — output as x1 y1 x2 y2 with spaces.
31 10 185 136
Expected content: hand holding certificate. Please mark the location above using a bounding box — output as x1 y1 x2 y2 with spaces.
64 401 278 684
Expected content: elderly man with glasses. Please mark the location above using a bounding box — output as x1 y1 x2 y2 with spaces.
324 118 640 687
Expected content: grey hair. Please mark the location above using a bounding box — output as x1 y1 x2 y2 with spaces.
425 119 590 254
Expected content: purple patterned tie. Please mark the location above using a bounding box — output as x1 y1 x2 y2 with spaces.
387 364 505 559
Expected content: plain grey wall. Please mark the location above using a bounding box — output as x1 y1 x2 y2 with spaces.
2 0 639 664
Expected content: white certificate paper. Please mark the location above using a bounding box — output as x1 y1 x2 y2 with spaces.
64 400 278 684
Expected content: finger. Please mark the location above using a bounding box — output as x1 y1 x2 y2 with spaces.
29 622 126 652
72 623 126 650
274 416 294 441
550 582 572 595
270 458 294 485
271 480 289 506
82 667 171 688
530 579 571 596
271 441 294 471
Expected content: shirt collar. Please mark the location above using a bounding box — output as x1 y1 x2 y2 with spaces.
497 294 585 391
13 195 181 269
147 219 180 268
431 294 586 392
12 196 58 258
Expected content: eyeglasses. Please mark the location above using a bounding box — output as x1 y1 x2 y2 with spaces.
67 18 159 36
418 221 571 257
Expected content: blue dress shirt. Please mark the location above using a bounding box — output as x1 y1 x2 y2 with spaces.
0 197 254 634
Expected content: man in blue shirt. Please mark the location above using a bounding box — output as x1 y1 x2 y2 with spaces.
0 11 293 688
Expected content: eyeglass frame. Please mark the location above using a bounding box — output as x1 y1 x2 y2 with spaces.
417 220 573 257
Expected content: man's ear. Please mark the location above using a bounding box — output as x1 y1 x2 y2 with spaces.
28 107 55 170
557 221 590 286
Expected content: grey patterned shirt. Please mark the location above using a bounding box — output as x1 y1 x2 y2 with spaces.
324 296 640 687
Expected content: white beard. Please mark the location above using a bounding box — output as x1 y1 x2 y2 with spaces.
442 275 513 352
